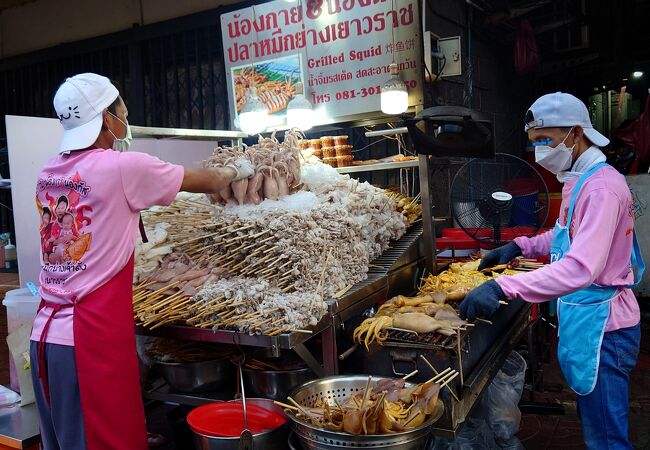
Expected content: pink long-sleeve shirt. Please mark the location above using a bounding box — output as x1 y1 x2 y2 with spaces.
496 165 640 332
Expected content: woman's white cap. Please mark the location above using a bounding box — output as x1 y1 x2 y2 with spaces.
53 73 119 153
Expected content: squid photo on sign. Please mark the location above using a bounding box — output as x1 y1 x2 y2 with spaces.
233 55 303 116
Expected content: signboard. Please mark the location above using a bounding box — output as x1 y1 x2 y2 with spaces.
221 0 423 130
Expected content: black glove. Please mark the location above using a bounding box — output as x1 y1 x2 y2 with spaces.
459 280 506 320
478 242 522 271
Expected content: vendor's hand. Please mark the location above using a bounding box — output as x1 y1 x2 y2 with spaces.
478 241 522 271
459 280 506 321
226 157 255 181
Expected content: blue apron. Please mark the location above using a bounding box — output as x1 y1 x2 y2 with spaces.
550 162 645 395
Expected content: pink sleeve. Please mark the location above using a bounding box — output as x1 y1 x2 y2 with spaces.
514 230 553 258
496 188 620 303
118 152 184 211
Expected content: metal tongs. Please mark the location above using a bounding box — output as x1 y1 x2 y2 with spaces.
237 358 253 450
233 333 253 450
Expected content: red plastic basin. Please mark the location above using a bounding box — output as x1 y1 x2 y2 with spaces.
187 402 286 438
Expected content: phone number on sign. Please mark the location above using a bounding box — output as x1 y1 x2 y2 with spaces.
335 80 418 100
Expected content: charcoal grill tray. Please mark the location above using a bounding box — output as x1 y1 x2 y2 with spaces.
384 327 467 351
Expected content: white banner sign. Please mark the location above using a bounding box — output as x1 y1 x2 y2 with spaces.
221 0 423 129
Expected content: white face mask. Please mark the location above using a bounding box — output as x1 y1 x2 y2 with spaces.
534 127 575 174
107 111 132 152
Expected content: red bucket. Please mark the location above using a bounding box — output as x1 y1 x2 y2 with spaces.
187 402 286 437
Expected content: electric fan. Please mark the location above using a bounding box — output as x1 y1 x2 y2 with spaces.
450 153 549 249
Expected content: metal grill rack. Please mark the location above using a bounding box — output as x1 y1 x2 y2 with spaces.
384 327 468 351
137 224 427 379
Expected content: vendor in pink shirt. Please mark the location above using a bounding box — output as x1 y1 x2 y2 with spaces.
30 73 254 450
460 92 644 450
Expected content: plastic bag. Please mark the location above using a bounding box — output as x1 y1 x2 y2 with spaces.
514 19 541 74
6 322 34 405
476 351 527 442
0 385 21 408
429 418 498 449
615 95 650 161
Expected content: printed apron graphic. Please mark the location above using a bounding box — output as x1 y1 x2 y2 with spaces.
36 172 93 267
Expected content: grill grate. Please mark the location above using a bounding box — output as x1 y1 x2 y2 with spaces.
384 326 469 351
370 223 423 274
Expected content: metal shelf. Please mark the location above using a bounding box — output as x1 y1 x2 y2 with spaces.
135 227 424 378
336 160 419 174
131 125 246 140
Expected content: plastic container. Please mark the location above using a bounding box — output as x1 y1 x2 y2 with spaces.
3 287 40 392
4 242 16 269
3 288 40 334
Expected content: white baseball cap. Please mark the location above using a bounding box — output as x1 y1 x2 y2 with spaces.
53 73 120 153
524 92 609 147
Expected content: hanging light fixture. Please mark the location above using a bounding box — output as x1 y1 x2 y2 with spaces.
381 63 409 115
239 87 268 135
286 82 314 131
380 0 408 115
237 5 269 135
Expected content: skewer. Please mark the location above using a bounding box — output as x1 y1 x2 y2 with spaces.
438 371 460 391
266 326 290 336
475 318 493 325
428 367 452 383
251 317 273 328
281 283 296 293
273 401 300 411
360 376 372 410
287 397 311 418
334 285 354 299
174 231 223 246
456 328 464 386
402 369 418 381
287 329 313 334
419 355 437 374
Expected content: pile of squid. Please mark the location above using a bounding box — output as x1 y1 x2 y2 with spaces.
353 294 468 349
286 377 442 435
132 161 409 334
418 261 518 301
203 131 302 206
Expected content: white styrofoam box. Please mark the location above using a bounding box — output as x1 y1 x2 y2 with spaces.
3 288 40 334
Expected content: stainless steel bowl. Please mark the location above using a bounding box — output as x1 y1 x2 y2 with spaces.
190 398 289 450
287 375 444 449
191 422 289 450
243 366 314 401
157 357 232 393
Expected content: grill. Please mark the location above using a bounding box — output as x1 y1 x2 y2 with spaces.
385 327 467 351
354 297 531 438
370 223 423 275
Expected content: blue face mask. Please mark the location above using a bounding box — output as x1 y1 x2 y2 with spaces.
107 111 132 152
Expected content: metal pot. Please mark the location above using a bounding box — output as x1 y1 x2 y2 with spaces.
243 366 314 401
190 398 289 450
157 357 232 393
191 423 289 450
